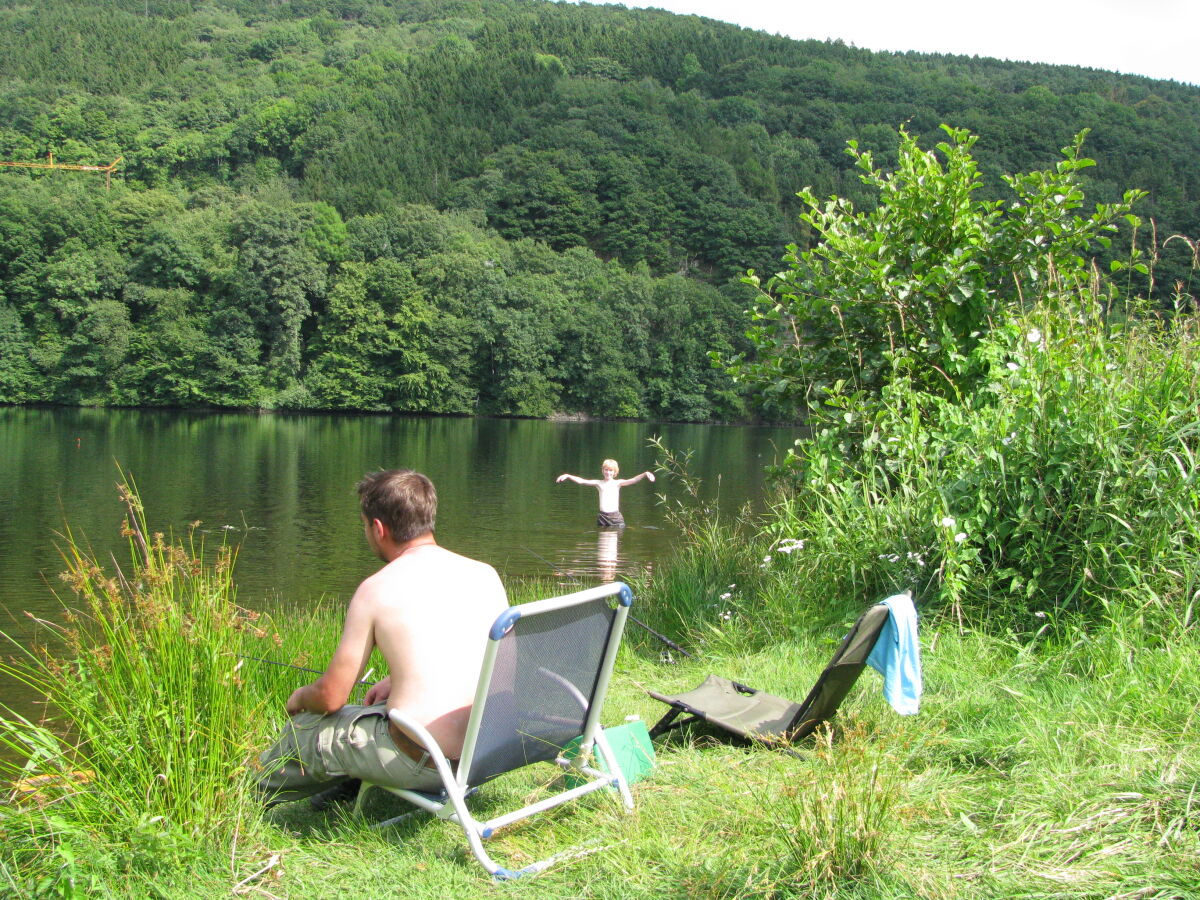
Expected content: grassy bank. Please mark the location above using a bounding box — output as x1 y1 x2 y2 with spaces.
1 504 1196 897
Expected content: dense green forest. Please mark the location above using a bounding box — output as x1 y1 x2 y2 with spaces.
0 0 1197 419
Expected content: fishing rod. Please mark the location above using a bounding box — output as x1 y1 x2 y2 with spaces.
627 612 695 661
520 547 696 660
238 654 376 686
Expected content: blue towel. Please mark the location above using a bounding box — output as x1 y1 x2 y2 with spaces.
865 592 923 715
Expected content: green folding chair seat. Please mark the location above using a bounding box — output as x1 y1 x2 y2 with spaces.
647 602 890 746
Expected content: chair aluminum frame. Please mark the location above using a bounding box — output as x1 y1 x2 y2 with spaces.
358 581 635 880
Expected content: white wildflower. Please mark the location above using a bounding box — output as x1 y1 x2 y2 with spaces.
940 516 956 529
1026 327 1042 344
1006 361 1019 371
954 532 967 543
1033 611 1047 619
720 592 732 601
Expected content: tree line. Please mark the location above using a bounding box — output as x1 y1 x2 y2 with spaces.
0 180 746 418
0 0 1196 418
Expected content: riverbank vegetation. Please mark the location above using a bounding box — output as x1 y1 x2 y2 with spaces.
2 130 1198 896
1 0 1199 418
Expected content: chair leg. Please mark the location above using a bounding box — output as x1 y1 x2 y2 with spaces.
592 727 634 811
352 782 372 818
375 806 432 830
649 707 701 738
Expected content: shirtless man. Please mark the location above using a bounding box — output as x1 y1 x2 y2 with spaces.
556 458 655 528
255 469 507 804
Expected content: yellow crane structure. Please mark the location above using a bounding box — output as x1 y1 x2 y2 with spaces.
0 152 123 189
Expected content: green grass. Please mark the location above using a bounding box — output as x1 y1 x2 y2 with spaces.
164 616 1200 899
5 536 1197 899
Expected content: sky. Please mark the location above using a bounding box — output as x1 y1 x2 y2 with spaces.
585 0 1200 86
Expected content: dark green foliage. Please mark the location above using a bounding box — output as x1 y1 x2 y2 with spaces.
0 0 1196 418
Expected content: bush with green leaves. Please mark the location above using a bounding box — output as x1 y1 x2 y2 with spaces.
720 126 1199 629
725 126 1143 414
765 304 1200 629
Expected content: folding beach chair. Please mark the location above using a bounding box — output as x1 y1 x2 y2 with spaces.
647 602 890 748
357 582 635 880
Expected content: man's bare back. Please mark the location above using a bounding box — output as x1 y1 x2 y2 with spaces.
360 543 506 756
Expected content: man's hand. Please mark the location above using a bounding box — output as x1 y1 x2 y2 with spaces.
285 685 310 716
645 471 656 482
363 676 392 706
556 474 569 483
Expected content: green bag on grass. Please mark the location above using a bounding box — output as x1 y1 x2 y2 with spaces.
563 719 655 788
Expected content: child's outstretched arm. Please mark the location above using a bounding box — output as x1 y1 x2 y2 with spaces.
556 473 600 485
617 471 657 486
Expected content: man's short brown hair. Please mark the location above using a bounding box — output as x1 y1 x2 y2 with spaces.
356 469 437 542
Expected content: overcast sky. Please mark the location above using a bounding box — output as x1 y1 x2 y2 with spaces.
584 0 1200 86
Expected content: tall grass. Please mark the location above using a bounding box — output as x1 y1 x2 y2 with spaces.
767 722 905 888
0 479 291 894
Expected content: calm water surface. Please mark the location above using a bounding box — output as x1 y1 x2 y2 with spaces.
0 408 797 660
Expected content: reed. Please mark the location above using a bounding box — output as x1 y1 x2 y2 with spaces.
0 477 288 892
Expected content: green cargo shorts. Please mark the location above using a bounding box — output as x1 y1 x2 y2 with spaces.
255 703 443 803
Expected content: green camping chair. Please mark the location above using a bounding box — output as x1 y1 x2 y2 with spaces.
646 602 890 748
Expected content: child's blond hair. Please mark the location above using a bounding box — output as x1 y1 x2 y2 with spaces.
601 458 619 475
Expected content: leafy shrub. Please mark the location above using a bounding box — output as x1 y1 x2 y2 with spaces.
725 126 1142 413
776 305 1200 628
723 126 1198 629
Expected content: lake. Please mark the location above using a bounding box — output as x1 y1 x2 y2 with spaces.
0 408 797 675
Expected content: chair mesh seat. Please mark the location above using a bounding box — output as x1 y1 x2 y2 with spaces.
467 600 616 784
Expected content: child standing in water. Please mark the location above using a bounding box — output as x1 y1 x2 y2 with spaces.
556 459 655 527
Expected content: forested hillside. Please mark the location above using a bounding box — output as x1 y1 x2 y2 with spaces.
0 0 1197 419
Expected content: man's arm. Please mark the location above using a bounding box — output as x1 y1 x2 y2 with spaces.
556 473 599 485
285 582 379 716
617 471 656 486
